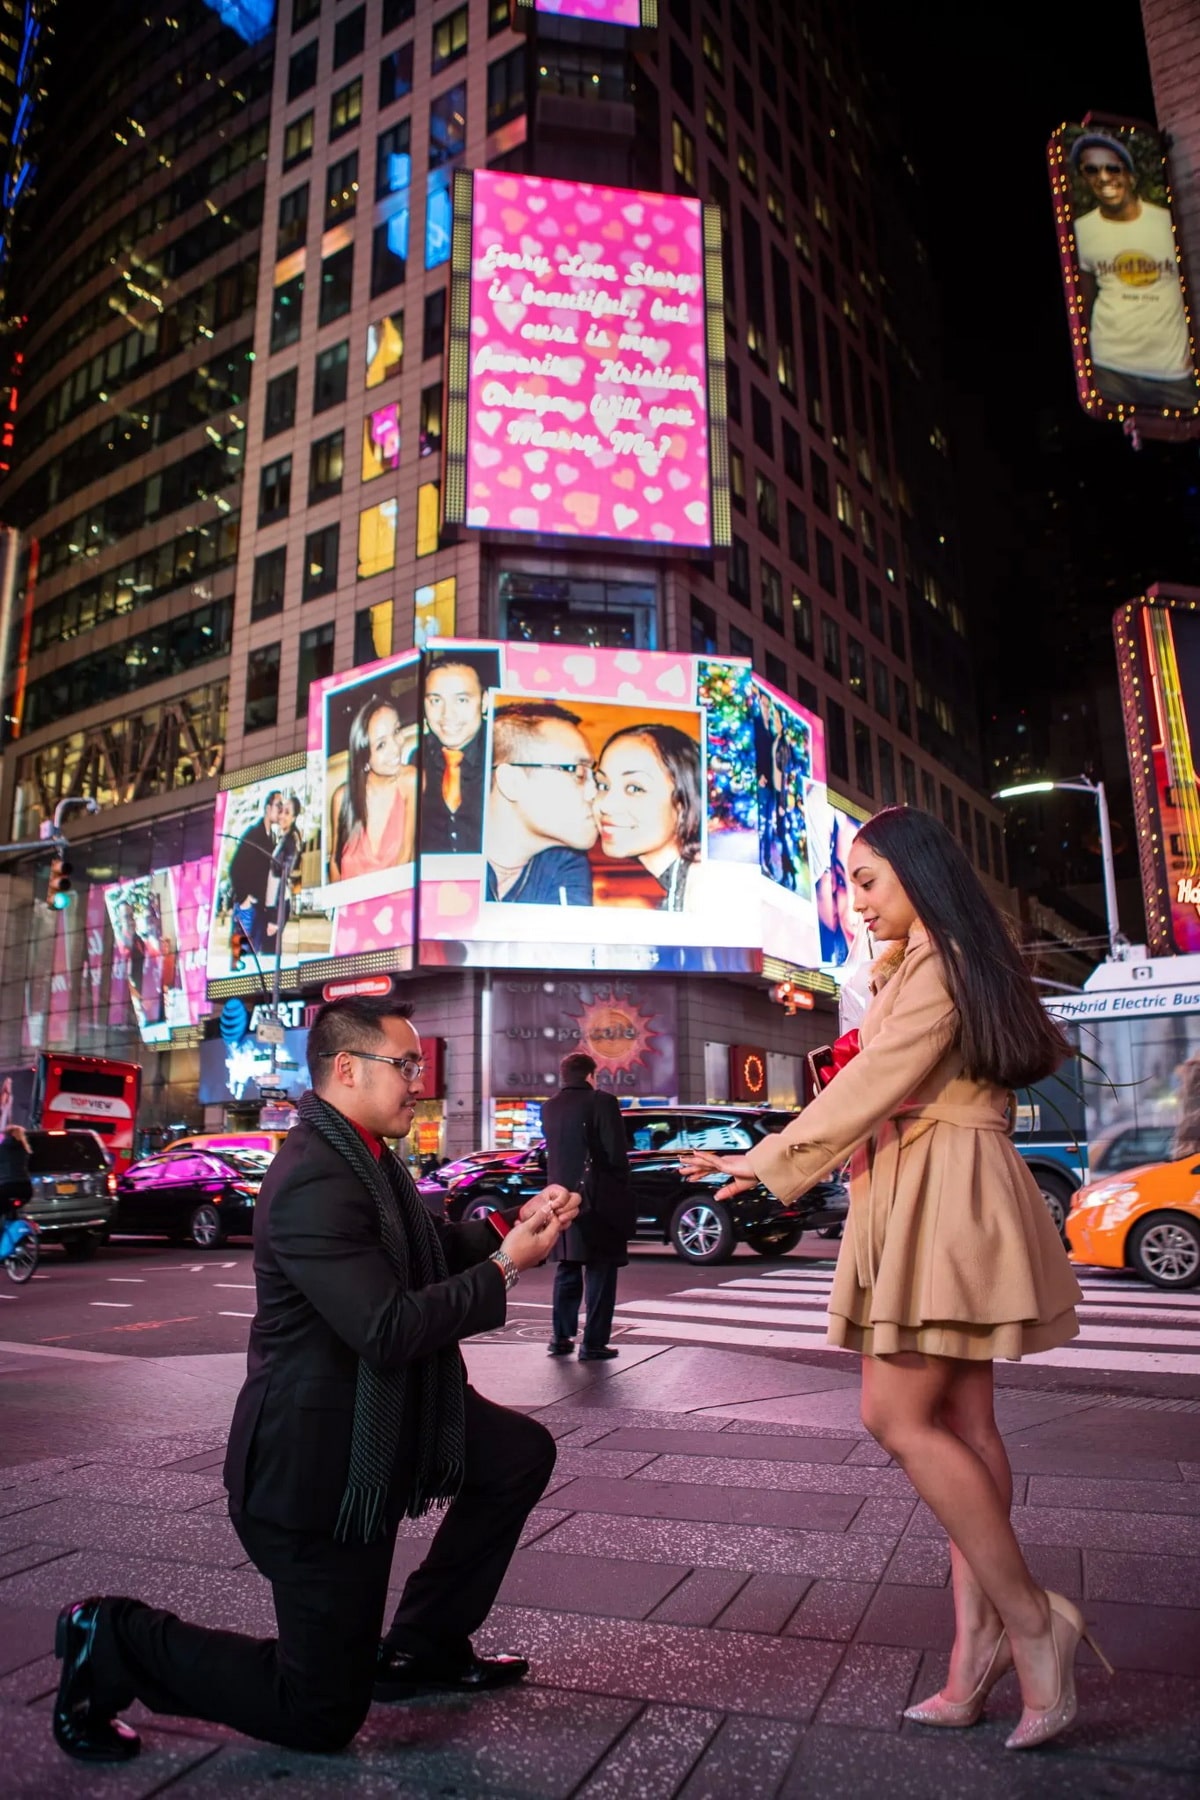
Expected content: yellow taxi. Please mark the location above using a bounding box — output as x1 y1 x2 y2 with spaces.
1066 1153 1200 1289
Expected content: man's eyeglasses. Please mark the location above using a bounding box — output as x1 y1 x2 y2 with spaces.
1081 162 1126 177
318 1050 426 1080
507 762 596 787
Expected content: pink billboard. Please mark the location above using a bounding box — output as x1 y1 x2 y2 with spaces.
519 0 645 23
445 171 728 549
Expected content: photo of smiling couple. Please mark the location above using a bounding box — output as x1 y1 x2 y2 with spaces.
483 697 705 912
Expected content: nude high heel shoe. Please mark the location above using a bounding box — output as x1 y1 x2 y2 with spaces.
903 1629 1012 1727
1005 1590 1114 1751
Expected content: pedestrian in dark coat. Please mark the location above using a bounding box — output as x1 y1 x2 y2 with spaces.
50 994 580 1766
0 1124 32 1220
543 1052 633 1361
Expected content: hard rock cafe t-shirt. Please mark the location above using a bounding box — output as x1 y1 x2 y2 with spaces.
1074 201 1192 380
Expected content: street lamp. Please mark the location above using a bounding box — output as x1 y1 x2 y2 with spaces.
992 776 1126 962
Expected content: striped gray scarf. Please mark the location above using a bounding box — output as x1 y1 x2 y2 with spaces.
297 1092 466 1542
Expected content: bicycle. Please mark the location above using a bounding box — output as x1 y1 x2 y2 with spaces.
0 1212 39 1283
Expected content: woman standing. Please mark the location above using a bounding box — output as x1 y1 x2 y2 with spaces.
682 806 1108 1748
329 699 417 882
593 724 702 911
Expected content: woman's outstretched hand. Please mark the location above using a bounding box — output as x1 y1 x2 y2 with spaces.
678 1150 759 1201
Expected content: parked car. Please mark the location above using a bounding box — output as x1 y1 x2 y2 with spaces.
24 1129 117 1259
165 1131 291 1160
1086 1124 1174 1178
1066 1151 1200 1289
440 1106 848 1264
114 1148 269 1248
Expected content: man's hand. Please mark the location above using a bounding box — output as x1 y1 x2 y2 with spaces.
678 1150 759 1202
502 1200 564 1271
518 1184 581 1229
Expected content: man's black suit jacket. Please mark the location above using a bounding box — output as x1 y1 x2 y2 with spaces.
229 821 275 908
223 1121 511 1534
542 1079 631 1266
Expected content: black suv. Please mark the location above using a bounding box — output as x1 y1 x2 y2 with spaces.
440 1105 847 1264
25 1130 117 1259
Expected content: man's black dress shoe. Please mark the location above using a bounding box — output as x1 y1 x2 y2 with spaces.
374 1645 529 1701
53 1599 141 1763
578 1346 619 1361
546 1339 574 1356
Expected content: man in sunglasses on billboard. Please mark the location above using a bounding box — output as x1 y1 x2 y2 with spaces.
485 700 599 905
1070 129 1199 412
51 993 580 1763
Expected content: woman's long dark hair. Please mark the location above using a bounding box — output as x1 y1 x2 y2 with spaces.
855 806 1071 1088
600 724 703 864
336 695 393 865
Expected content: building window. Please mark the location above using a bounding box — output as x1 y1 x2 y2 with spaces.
362 403 401 481
324 152 359 226
975 810 990 873
355 598 394 665
293 0 320 26
432 4 469 74
761 561 783 634
251 548 286 621
867 582 884 640
245 642 281 732
691 594 718 654
330 77 363 141
318 245 354 326
302 522 340 600
309 430 345 503
826 697 848 781
836 480 855 531
811 452 830 513
726 359 742 423
940 784 955 832
728 534 751 605
847 635 865 697
816 531 836 596
297 622 336 717
705 92 727 150
854 719 874 796
371 215 408 294
380 39 414 109
791 586 813 656
314 338 349 411
736 139 758 192
359 500 398 578
672 118 697 190
729 448 746 512
419 383 442 458
333 4 366 68
429 81 466 165
422 289 446 360
751 385 773 454
878 737 896 805
488 0 509 33
258 455 292 525
670 36 694 107
787 502 808 571
890 603 907 660
767 179 786 229
288 41 318 103
701 21 723 74
895 677 911 735
277 183 309 257
861 508 877 559
383 0 415 29
270 274 303 351
487 46 525 128
842 556 861 618
872 657 890 719
755 471 779 540
990 822 1005 882
283 111 314 170
366 310 404 386
921 769 936 813
900 753 917 807
415 574 455 646
376 118 412 199
263 368 297 438
729 622 752 660
416 480 440 556
821 613 841 679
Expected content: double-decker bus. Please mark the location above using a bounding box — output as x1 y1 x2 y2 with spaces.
0 1053 142 1172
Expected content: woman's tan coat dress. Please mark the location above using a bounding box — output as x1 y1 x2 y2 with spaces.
746 928 1081 1359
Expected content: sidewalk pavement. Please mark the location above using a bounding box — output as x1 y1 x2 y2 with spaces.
0 1335 1198 1798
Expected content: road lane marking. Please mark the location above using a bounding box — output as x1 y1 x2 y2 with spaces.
89 1302 132 1309
108 1278 144 1284
111 1317 200 1333
213 1284 255 1290
219 1311 254 1318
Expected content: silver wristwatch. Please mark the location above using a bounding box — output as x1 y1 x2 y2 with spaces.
489 1247 519 1291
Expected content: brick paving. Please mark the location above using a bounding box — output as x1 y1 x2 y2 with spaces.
0 1339 1197 1796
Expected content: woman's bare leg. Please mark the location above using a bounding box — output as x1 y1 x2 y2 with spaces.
860 1352 1057 1710
937 1361 1014 1699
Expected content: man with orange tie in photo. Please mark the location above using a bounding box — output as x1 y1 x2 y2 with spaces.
419 654 493 856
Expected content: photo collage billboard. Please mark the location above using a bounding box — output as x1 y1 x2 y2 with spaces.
444 169 729 549
207 642 861 995
1048 120 1200 427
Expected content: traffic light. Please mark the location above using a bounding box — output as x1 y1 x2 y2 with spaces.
46 855 73 911
230 920 249 969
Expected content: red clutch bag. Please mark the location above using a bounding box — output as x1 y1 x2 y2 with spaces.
806 1029 861 1091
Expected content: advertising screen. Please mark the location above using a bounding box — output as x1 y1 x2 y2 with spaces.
206 766 332 986
513 0 652 24
1048 121 1200 424
1115 591 1200 955
445 170 729 548
746 678 826 971
102 860 214 1044
419 641 821 971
